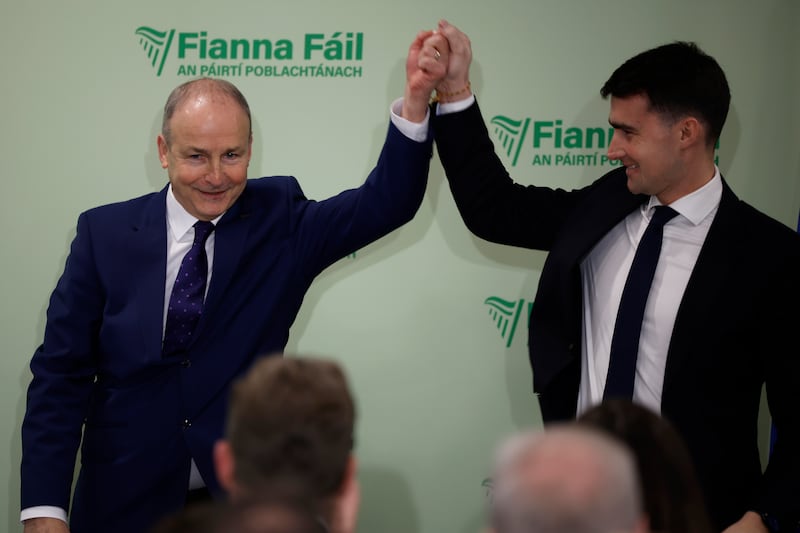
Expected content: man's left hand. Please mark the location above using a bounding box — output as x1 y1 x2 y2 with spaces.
402 30 450 122
722 511 769 533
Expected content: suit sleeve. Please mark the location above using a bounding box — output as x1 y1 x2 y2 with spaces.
433 100 586 251
757 237 800 529
290 119 433 278
21 212 101 510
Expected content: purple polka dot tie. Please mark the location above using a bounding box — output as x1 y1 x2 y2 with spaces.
162 221 215 356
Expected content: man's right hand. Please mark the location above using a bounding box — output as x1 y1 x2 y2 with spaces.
23 518 69 533
435 20 473 102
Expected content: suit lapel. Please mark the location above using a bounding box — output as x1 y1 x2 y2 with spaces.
535 171 644 390
663 180 740 391
132 187 170 361
562 171 645 272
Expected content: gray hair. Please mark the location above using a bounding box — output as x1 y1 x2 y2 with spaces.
490 426 644 533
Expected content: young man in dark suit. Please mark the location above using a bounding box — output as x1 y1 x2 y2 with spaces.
433 20 800 533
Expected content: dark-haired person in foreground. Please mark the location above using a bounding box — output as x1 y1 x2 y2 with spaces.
432 20 800 533
213 356 359 533
20 30 451 533
578 399 713 533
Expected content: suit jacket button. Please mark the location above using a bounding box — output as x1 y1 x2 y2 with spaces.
182 419 191 429
180 359 191 368
567 343 575 352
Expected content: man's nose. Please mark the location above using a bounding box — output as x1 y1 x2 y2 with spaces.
205 161 224 185
607 131 625 161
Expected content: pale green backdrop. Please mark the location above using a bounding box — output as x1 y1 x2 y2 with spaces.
1 1 798 531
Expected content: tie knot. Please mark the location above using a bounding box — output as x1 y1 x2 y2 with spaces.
193 220 215 245
649 205 679 228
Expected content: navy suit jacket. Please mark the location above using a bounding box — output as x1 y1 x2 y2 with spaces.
434 102 800 531
21 122 432 532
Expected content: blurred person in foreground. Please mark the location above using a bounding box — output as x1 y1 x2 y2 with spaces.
488 426 648 533
152 497 325 533
578 399 713 533
213 355 358 533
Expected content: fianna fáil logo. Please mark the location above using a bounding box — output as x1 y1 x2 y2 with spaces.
490 114 619 169
134 26 365 79
135 27 175 77
490 116 531 167
484 296 532 348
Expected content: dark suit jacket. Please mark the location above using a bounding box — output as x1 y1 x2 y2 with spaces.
21 123 432 533
434 101 800 531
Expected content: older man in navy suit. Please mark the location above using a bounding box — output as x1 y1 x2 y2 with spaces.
21 30 451 533
432 21 800 533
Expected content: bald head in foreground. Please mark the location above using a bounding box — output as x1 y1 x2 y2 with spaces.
489 426 648 533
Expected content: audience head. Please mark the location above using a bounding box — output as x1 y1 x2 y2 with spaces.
600 41 730 147
152 496 326 533
577 400 713 533
214 354 358 531
488 425 648 533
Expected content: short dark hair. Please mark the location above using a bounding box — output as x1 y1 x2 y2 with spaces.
226 355 355 500
577 400 713 533
601 42 730 146
161 77 252 145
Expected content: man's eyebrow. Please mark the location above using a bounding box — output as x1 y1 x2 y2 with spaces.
182 146 209 154
179 144 248 154
608 120 636 132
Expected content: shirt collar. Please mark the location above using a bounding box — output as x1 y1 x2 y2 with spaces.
166 185 222 240
644 166 722 226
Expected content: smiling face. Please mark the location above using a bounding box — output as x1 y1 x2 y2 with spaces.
157 92 252 221
606 94 691 204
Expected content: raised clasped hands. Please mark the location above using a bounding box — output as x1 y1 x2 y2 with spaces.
402 20 474 122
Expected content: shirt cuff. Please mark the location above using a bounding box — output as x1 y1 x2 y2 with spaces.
21 506 68 524
389 98 430 143
437 94 476 115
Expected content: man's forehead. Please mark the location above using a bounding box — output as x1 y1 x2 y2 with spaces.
174 92 246 116
608 94 659 125
609 93 651 111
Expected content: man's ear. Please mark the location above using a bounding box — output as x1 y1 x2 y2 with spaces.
330 454 360 533
678 116 704 148
157 134 170 169
213 439 237 495
341 455 357 491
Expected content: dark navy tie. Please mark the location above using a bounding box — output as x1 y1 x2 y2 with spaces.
162 220 215 356
604 205 678 399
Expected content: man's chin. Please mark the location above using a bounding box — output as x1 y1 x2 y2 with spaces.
195 196 233 220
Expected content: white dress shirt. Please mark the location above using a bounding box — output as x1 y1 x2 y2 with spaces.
577 169 722 414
